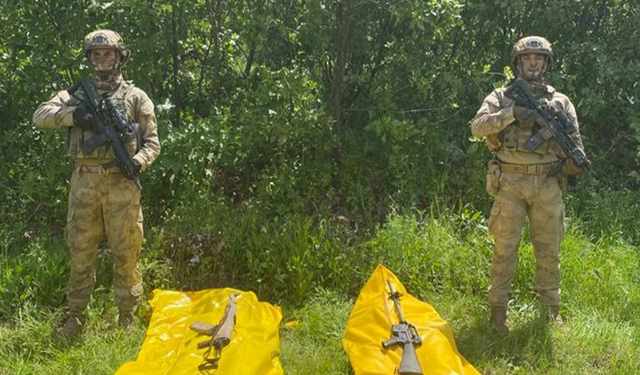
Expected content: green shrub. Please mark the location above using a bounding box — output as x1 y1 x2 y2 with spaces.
0 238 68 319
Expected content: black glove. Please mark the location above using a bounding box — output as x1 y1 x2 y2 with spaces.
72 108 94 131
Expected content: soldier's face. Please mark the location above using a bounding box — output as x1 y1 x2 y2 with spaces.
519 53 547 81
90 48 118 72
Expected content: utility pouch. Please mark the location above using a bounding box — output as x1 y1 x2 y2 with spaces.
485 134 502 152
524 130 546 151
486 159 502 197
501 125 518 150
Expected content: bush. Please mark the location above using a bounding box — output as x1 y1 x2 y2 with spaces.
0 238 68 319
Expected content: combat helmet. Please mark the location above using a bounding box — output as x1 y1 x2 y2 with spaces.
511 36 553 70
83 29 129 69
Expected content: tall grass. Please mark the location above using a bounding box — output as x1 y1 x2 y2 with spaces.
2 204 640 374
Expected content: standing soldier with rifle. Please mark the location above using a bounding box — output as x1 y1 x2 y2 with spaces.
33 30 161 338
471 36 587 333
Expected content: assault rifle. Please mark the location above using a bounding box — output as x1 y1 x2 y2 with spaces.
69 78 142 189
382 279 423 375
505 79 591 176
190 293 238 371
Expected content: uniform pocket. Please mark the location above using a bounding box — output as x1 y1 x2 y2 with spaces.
486 160 502 198
487 202 502 235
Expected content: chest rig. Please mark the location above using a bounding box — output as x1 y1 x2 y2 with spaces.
66 81 138 160
500 85 561 156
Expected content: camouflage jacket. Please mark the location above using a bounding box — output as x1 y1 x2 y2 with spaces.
33 80 160 171
471 83 584 165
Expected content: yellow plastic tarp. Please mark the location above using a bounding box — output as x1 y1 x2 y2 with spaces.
114 288 284 375
342 264 481 375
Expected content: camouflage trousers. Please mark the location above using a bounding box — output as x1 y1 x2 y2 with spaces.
487 172 565 308
65 167 144 313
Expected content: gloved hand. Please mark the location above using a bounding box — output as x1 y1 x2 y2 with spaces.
562 159 583 175
513 105 535 122
513 105 546 128
72 108 94 131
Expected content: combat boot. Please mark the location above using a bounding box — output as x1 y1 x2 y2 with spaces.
546 305 566 330
53 312 86 339
489 307 509 334
118 310 136 330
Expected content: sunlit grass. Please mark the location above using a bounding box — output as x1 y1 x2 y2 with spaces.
1 210 640 374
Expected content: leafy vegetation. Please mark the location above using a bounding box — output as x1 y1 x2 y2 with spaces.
2 0 640 374
3 215 640 374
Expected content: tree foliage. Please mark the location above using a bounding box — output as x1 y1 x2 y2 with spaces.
2 0 640 253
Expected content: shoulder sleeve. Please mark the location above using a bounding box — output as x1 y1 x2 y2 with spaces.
470 89 515 139
32 90 77 128
130 88 161 171
559 95 584 151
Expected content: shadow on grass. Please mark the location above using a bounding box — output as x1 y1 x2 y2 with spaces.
455 309 554 373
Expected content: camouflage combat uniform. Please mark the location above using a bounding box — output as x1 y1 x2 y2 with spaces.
471 36 585 330
33 30 160 324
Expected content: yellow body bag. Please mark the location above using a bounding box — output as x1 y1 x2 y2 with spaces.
114 288 284 375
342 264 481 375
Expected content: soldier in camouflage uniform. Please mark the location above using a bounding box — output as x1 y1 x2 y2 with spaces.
33 30 161 337
471 36 585 333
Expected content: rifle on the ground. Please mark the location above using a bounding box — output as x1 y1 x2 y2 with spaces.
190 293 238 371
69 78 142 189
505 79 591 177
382 279 423 375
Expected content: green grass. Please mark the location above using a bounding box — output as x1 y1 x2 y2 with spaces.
0 306 145 375
280 289 353 375
1 211 640 374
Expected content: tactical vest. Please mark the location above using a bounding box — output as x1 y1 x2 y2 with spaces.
67 81 138 161
495 87 562 157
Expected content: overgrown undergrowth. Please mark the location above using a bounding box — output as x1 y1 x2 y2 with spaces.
2 208 640 374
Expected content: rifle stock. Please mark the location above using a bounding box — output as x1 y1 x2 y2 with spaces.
399 341 422 375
